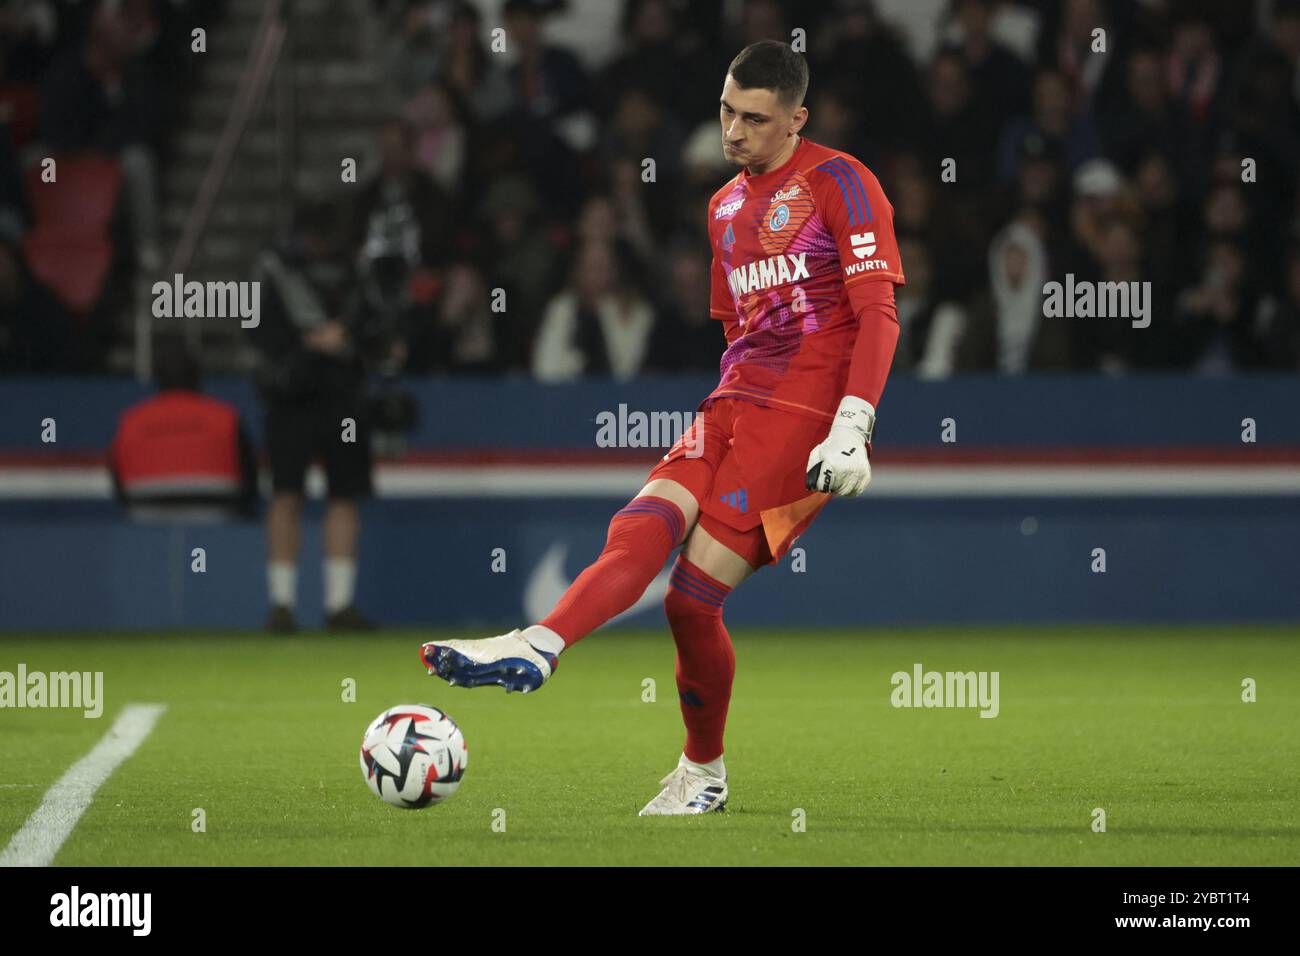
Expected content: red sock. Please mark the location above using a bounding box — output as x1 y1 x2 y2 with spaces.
541 496 684 646
665 556 735 765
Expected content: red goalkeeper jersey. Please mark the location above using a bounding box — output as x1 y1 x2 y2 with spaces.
705 135 905 423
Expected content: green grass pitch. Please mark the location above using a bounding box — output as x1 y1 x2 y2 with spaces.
1 626 1296 866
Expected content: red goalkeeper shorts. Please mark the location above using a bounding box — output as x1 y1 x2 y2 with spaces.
644 396 832 568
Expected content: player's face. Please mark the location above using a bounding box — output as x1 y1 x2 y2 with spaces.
720 74 804 172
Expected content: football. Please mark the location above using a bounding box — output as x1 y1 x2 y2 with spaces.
359 704 468 809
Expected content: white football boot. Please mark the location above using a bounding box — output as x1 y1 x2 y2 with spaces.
419 629 558 694
638 757 728 815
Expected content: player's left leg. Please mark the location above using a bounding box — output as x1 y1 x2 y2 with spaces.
667 518 754 772
641 400 832 814
639 519 761 815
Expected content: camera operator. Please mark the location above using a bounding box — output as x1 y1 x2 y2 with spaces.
251 201 379 633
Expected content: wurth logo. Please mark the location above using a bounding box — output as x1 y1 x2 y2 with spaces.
844 259 892 277
727 253 809 297
844 233 890 276
850 232 877 258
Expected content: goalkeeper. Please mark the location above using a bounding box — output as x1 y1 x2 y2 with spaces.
420 40 904 815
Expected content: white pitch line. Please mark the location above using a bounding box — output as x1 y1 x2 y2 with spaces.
0 703 166 867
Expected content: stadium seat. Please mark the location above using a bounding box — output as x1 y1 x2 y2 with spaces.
22 153 122 315
0 84 41 148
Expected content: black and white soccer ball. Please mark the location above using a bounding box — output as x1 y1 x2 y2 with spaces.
359 704 467 809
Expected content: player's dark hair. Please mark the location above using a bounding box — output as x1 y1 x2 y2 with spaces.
727 40 808 110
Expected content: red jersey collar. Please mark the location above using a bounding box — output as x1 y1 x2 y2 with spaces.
740 135 810 188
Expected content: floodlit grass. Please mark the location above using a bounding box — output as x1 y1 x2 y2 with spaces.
0 626 1296 865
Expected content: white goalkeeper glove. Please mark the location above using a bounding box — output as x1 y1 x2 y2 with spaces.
805 395 875 497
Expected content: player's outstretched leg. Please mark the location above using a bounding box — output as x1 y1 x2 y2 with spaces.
418 629 559 695
420 487 693 693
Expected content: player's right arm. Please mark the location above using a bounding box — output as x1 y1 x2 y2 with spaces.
710 254 741 345
804 155 905 497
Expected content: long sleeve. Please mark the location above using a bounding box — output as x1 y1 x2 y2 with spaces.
810 152 905 408
842 278 900 408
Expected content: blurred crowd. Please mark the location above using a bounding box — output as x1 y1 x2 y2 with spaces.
0 0 204 372
5 0 1300 378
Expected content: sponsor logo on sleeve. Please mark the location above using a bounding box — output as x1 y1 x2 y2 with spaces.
844 230 891 276
850 232 877 258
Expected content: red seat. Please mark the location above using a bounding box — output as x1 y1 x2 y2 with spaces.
0 84 41 148
23 153 122 315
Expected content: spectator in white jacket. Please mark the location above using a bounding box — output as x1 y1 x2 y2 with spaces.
533 238 656 381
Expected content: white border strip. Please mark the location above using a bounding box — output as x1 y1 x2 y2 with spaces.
0 703 166 868
0 465 1297 498
374 464 1300 497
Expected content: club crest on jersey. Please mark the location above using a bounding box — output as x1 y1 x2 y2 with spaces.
769 203 790 231
727 252 809 297
721 222 735 252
